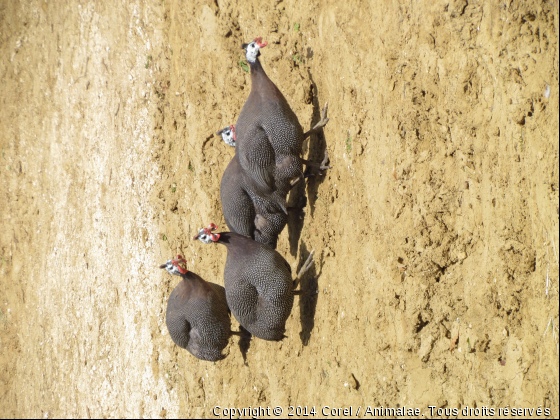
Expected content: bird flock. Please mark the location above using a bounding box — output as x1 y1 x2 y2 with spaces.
160 37 330 361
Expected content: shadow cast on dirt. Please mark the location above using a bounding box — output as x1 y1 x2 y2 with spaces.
288 68 330 258
237 325 252 365
296 242 321 346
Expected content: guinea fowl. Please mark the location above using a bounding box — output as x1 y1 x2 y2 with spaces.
220 154 286 249
234 37 330 214
160 255 233 361
194 224 315 341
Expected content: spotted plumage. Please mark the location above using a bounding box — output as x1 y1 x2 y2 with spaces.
235 38 306 214
250 193 287 250
220 154 255 238
219 37 329 248
221 154 287 249
160 256 231 361
194 227 313 341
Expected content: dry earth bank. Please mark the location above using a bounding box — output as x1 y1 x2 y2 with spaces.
1 0 558 417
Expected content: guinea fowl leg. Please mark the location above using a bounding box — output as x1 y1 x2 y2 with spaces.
301 150 332 171
289 172 311 188
290 151 331 188
293 250 315 291
303 102 329 139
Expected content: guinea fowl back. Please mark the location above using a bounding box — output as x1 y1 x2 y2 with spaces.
219 233 294 341
236 54 304 158
220 154 255 238
220 150 287 249
194 228 295 341
161 257 231 361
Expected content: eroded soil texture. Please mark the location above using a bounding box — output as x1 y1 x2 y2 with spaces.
1 0 559 417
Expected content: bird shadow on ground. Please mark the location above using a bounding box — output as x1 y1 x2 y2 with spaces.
237 325 252 365
287 69 330 258
296 242 322 346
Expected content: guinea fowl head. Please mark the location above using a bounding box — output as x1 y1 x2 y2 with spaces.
160 255 188 276
241 37 267 63
193 223 220 244
216 125 235 147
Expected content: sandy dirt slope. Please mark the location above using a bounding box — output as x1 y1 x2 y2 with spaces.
1 0 558 418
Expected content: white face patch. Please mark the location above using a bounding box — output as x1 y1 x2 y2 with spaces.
197 228 214 244
221 127 235 147
163 260 183 276
245 41 260 63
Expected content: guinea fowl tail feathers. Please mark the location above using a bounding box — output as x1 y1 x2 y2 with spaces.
260 191 288 215
241 160 276 199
